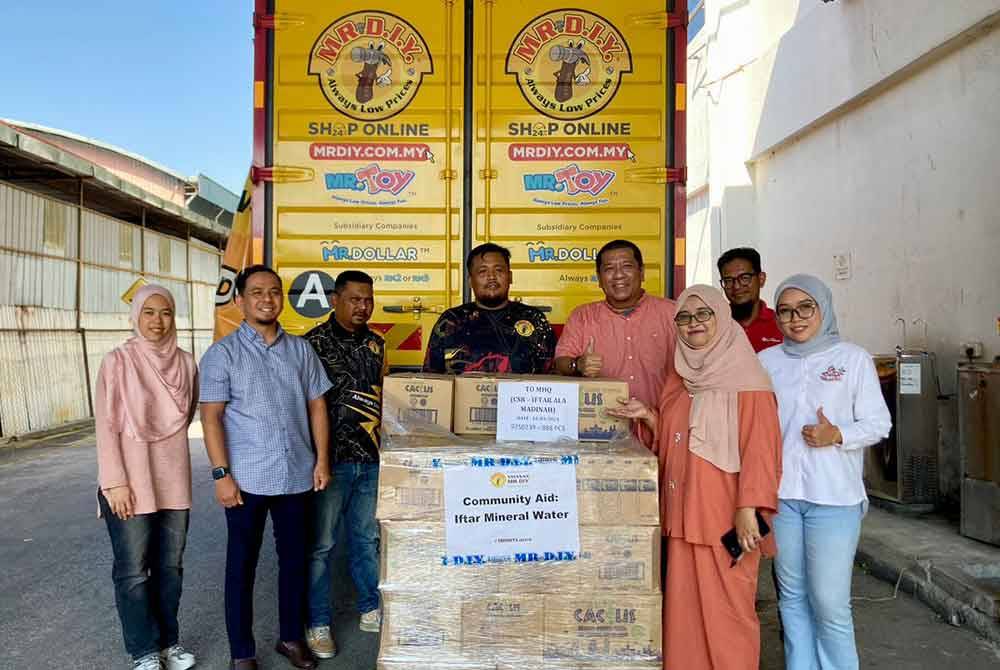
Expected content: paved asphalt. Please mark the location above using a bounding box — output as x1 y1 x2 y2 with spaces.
0 427 997 669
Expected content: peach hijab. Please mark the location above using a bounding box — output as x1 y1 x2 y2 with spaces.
673 285 773 473
104 284 195 443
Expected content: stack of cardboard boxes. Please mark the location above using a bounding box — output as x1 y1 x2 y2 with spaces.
377 374 664 670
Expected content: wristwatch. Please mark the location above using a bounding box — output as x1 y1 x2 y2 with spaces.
212 466 230 481
570 356 581 376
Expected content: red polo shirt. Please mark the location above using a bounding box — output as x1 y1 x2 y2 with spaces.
743 301 784 353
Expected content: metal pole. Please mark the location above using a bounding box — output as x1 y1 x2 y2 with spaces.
77 179 95 417
187 222 195 354
140 207 147 275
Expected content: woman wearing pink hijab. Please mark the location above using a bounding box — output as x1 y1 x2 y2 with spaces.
610 284 782 669
96 284 198 670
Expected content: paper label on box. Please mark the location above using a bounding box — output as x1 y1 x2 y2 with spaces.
444 460 580 563
899 362 921 395
496 381 579 442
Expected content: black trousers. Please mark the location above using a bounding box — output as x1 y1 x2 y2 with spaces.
224 490 311 659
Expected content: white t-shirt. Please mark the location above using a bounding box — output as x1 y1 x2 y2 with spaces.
759 341 892 506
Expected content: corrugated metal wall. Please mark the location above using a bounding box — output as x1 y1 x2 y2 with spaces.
0 180 221 437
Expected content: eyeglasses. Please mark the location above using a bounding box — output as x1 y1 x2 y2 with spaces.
776 302 818 323
720 272 757 289
674 308 715 326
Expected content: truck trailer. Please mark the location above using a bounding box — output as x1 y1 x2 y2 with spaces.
215 0 688 368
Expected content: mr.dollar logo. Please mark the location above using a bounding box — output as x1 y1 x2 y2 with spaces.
308 11 434 121
505 10 633 120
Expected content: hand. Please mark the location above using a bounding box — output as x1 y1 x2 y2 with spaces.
313 463 331 492
802 408 843 448
215 475 243 508
104 485 136 520
734 507 761 554
577 336 603 377
607 396 655 423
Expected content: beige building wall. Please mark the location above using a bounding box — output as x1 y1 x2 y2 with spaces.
686 0 1000 389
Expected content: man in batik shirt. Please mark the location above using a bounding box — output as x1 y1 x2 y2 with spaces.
424 243 556 374
303 270 386 659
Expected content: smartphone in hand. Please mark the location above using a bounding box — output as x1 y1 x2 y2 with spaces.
721 510 771 567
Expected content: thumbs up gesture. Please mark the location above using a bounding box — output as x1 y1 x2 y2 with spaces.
801 407 844 448
576 336 604 377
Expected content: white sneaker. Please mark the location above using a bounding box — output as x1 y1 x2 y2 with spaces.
132 654 163 670
306 625 337 658
359 608 381 633
160 644 196 670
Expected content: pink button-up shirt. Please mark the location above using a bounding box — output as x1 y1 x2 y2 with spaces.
555 293 678 408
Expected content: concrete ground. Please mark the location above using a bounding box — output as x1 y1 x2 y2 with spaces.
1 424 998 669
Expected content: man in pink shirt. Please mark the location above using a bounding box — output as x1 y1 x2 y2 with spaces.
554 240 677 408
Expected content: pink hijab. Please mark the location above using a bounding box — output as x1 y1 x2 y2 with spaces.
674 285 773 473
105 284 194 443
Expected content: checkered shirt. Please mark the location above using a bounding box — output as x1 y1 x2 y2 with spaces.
199 321 332 496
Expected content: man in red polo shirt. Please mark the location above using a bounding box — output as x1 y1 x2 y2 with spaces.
718 247 783 353
554 240 677 408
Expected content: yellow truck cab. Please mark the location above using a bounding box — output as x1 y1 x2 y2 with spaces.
217 0 688 369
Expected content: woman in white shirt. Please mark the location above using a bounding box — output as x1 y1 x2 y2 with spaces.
758 274 891 670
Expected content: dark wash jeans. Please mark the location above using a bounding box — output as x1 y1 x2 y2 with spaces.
307 462 381 626
99 491 189 660
224 489 311 660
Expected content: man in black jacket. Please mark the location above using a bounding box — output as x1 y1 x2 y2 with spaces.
303 270 386 659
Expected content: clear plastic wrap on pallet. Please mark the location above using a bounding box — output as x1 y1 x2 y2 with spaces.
377 591 662 668
376 431 660 527
375 411 664 669
379 663 661 670
380 520 661 594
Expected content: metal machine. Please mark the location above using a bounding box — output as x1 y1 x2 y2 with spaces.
958 364 1000 546
864 349 939 505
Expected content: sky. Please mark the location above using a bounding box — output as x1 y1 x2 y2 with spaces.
1 2 253 195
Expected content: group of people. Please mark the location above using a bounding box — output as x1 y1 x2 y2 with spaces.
95 239 891 670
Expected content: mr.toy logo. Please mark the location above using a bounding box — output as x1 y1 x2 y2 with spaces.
325 163 415 196
505 9 633 120
523 164 615 197
308 11 433 121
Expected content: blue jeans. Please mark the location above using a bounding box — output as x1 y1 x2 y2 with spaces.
773 498 864 670
99 491 189 661
307 462 381 626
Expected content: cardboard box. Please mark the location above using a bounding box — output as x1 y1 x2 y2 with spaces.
381 522 660 594
382 373 454 435
380 591 461 662
380 521 501 595
461 596 544 661
376 438 659 526
378 593 662 667
453 374 629 440
542 594 662 665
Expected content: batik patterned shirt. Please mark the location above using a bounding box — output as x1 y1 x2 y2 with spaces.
423 301 556 375
305 317 385 464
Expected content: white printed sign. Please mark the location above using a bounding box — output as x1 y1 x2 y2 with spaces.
899 362 921 395
496 380 579 442
443 459 580 564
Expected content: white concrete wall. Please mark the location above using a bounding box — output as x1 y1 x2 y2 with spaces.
687 0 1000 391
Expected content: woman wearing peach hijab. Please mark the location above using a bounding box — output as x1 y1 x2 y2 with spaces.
96 284 198 670
609 284 782 670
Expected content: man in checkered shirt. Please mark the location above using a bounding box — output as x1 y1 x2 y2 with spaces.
199 265 332 670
